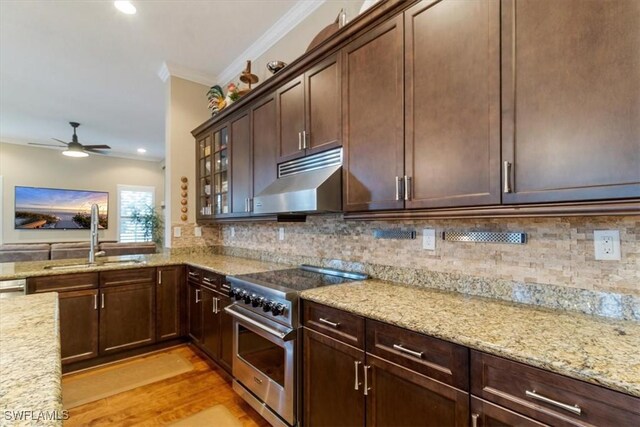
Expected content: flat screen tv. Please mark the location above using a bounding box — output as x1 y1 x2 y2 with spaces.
15 186 108 230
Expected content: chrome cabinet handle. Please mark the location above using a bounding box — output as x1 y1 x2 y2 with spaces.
302 130 308 149
158 270 162 285
404 176 411 201
393 343 423 359
525 390 581 415
101 293 105 309
354 361 361 390
94 294 97 310
318 317 340 328
188 271 199 279
221 283 231 291
395 176 400 201
195 289 201 303
298 132 302 150
363 365 371 396
202 277 213 286
471 413 479 427
503 161 512 193
213 297 218 313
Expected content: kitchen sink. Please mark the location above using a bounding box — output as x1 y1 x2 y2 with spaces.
43 260 145 270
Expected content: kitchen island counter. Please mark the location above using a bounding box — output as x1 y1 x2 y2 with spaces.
301 279 640 398
0 292 63 426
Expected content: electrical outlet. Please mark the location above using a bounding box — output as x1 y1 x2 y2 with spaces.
278 227 285 241
230 227 235 238
594 230 621 260
173 226 181 238
194 226 202 237
422 228 436 250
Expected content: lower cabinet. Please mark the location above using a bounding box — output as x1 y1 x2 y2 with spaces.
58 289 99 364
218 293 233 372
302 301 469 427
187 280 203 344
156 265 184 341
201 285 221 357
99 281 156 354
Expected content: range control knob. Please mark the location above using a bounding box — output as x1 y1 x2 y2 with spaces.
235 290 245 301
271 303 285 316
243 293 253 304
229 288 237 298
262 300 273 312
252 296 264 308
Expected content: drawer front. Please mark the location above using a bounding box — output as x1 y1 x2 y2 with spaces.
366 319 469 390
471 350 640 426
28 272 99 293
100 267 156 288
470 397 547 427
186 266 202 284
201 269 223 290
303 300 365 349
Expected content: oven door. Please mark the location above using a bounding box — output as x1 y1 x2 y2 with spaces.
225 304 296 426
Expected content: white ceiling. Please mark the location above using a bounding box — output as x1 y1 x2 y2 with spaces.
0 0 312 161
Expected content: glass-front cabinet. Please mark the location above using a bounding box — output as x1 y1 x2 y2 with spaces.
196 124 229 220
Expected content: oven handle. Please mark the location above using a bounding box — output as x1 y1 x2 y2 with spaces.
224 305 295 341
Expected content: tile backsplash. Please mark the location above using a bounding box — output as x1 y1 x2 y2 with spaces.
216 214 639 296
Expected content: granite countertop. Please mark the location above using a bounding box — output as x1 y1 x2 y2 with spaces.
301 279 640 398
0 292 63 426
0 252 289 281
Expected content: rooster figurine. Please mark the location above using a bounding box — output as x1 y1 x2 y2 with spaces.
207 85 226 115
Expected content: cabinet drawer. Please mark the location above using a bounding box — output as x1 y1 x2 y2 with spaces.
186 266 202 283
201 269 223 290
303 300 365 349
100 267 155 288
28 272 99 293
471 350 640 426
470 397 546 427
366 319 468 390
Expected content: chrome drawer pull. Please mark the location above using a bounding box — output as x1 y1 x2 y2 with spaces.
471 413 479 427
221 283 231 291
94 294 98 310
503 161 512 193
395 176 400 201
188 272 199 279
195 289 201 303
363 365 371 396
393 344 423 359
318 318 340 328
525 390 581 415
354 361 361 390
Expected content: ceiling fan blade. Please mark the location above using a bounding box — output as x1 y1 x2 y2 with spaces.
28 142 63 148
83 148 109 154
82 144 111 149
52 138 70 146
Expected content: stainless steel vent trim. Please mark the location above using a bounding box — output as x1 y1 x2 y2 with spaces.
443 231 527 244
373 229 417 240
278 148 343 178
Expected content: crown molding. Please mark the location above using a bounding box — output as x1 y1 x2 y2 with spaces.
157 61 217 87
217 0 326 85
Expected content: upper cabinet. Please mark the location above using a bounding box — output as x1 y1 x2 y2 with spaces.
196 123 229 219
277 53 342 163
501 0 640 203
252 94 278 199
230 111 252 216
404 0 501 209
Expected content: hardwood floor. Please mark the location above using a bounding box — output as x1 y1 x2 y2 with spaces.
63 345 270 427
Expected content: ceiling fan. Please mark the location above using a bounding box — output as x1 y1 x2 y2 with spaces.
28 122 111 157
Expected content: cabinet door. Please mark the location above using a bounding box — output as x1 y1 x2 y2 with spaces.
405 0 501 209
305 54 341 156
187 281 202 343
471 397 546 427
252 95 278 199
502 0 640 203
196 130 213 219
343 16 405 211
212 125 230 215
156 266 183 341
99 282 155 354
303 327 365 427
59 289 99 364
277 76 305 162
366 354 469 427
230 111 252 215
218 294 233 373
201 287 221 359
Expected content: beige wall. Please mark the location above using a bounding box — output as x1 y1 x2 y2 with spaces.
0 142 163 244
164 76 211 247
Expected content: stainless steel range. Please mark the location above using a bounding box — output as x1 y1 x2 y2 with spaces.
224 265 367 427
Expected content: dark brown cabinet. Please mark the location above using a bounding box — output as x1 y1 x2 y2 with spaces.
196 130 213 219
58 289 99 364
404 0 501 209
470 397 546 427
201 284 221 358
156 265 183 341
343 16 405 212
252 94 278 199
99 281 156 355
501 0 640 203
187 280 202 344
230 111 252 215
302 301 469 426
277 53 341 163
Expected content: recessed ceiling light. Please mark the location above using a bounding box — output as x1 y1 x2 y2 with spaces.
137 148 147 154
114 1 136 15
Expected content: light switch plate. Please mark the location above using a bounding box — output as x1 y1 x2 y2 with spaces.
194 226 202 237
230 227 235 238
423 228 436 250
279 227 285 241
173 226 181 238
594 230 621 260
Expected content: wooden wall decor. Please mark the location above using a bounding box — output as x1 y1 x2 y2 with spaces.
180 176 188 222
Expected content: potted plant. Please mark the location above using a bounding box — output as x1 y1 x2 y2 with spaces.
130 205 164 248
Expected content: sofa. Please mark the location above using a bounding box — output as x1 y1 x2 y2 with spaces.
0 241 157 263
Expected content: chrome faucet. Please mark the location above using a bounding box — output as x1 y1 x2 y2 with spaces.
89 204 106 263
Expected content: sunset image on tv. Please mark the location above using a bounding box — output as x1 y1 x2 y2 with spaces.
15 186 108 230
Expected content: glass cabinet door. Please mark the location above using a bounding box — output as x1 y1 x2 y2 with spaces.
198 133 212 217
213 127 230 215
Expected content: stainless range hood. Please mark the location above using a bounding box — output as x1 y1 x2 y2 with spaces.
253 148 342 214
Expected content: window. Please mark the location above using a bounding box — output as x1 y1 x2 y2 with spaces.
117 185 155 242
